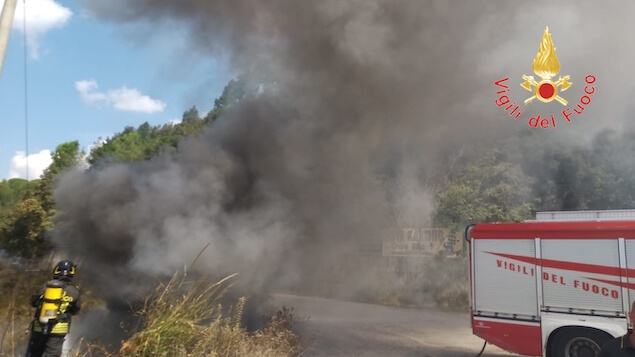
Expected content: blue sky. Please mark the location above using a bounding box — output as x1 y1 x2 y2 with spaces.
0 0 235 180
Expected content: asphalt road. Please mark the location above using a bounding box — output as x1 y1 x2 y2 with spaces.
271 294 518 357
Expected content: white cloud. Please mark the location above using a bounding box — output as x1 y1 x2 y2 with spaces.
75 80 107 103
75 79 166 114
108 87 167 113
2 0 73 58
168 118 181 125
8 149 52 180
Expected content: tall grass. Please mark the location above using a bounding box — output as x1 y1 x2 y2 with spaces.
73 272 306 357
0 248 306 357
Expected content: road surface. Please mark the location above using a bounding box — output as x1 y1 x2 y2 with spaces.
60 294 520 357
272 294 518 357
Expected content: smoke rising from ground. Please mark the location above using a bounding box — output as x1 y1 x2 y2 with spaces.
53 0 635 313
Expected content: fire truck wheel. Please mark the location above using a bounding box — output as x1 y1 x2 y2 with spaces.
549 327 613 357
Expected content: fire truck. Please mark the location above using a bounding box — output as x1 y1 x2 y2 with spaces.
467 209 635 357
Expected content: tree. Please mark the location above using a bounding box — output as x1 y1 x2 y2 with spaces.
0 198 52 257
32 141 84 214
138 122 152 140
86 76 262 165
0 178 31 211
519 129 635 212
87 110 207 164
212 73 272 112
433 149 536 229
0 141 83 257
214 78 246 110
182 106 200 123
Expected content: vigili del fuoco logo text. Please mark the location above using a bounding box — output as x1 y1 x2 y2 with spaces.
494 26 596 129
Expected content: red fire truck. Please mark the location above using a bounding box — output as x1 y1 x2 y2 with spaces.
467 209 635 357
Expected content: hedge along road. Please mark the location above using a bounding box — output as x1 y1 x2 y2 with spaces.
272 294 517 357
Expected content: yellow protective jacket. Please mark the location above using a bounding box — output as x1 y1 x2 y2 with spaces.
30 279 81 335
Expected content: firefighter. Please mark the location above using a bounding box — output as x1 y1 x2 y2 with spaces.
25 260 81 357
599 301 635 356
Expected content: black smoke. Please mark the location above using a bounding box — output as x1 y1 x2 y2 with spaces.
53 0 635 345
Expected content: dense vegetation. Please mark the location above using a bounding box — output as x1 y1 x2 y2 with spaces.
0 141 84 258
5 124 635 259
431 130 635 228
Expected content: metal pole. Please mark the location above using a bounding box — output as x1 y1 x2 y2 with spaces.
0 0 18 79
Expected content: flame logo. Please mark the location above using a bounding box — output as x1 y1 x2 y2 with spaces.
532 27 560 80
520 26 572 106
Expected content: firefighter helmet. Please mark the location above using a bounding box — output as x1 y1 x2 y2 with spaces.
53 260 76 280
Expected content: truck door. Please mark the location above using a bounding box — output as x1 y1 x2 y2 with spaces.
471 237 542 356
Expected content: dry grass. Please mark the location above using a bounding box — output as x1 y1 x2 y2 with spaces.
0 264 58 357
0 249 306 357
72 272 306 357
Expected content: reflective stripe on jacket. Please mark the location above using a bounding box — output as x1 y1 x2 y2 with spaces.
32 320 70 335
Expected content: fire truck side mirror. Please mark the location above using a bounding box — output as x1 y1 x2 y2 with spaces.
464 224 476 243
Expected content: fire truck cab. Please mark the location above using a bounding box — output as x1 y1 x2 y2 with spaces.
468 209 635 357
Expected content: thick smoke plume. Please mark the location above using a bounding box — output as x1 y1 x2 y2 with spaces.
53 0 635 333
